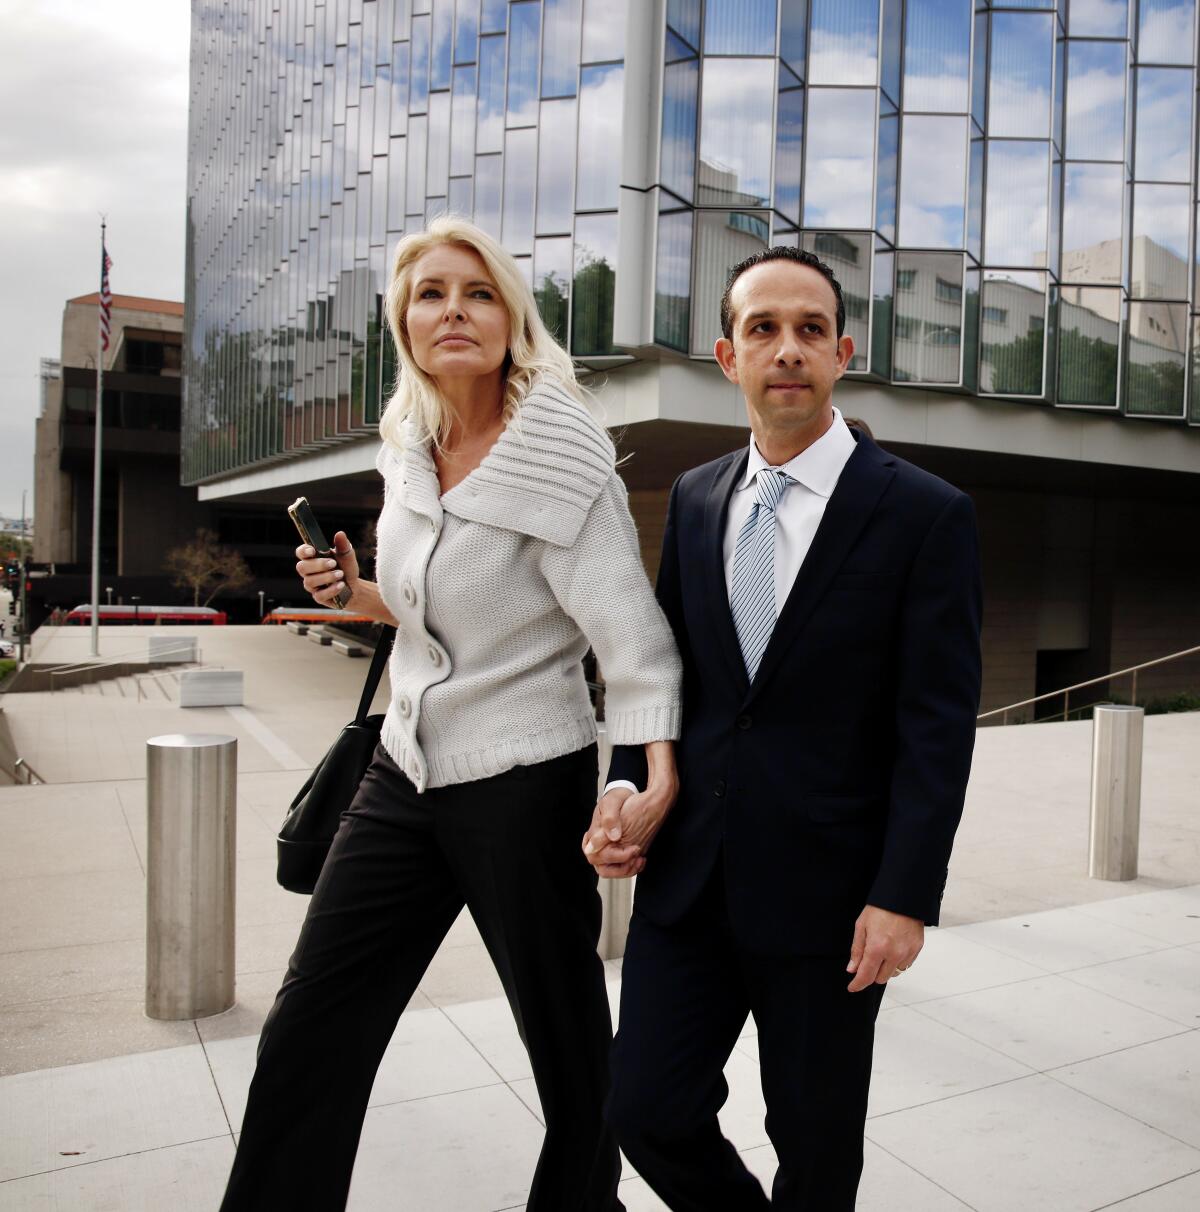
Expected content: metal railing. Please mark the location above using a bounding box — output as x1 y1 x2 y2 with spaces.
45 644 202 692
978 643 1200 726
4 757 46 785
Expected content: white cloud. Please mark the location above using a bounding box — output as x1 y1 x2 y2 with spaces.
1138 3 1195 63
0 0 189 517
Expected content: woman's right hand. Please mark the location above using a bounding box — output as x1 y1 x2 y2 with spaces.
295 530 360 607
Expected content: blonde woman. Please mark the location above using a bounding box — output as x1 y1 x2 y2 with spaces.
219 217 682 1212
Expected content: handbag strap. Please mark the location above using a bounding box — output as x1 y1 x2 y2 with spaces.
354 626 395 724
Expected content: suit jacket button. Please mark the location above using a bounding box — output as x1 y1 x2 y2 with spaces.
737 714 752 730
714 779 726 798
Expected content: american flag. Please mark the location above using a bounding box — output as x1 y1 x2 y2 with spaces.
99 242 113 352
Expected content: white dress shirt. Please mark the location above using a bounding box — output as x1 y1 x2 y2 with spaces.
604 409 857 797
722 407 857 611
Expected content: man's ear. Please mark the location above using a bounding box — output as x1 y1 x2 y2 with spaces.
715 336 739 383
834 334 855 380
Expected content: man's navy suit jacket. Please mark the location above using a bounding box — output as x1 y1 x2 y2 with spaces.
608 429 983 957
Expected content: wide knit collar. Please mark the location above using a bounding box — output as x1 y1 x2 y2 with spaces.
375 380 616 547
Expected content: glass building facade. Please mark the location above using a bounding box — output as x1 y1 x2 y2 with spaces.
184 0 1200 484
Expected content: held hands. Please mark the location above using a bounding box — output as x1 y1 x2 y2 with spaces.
581 772 679 879
296 532 360 608
846 904 924 993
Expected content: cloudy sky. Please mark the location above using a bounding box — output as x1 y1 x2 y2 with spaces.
0 0 190 523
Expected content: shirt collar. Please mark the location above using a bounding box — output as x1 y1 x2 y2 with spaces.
736 407 857 499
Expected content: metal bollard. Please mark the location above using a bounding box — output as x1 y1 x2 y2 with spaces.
595 725 634 961
1089 706 1144 881
145 733 237 1019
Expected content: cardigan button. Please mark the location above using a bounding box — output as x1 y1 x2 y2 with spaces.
428 517 437 533
398 695 411 718
402 582 416 607
428 644 443 666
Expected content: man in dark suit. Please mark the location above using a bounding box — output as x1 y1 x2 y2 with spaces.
583 246 982 1210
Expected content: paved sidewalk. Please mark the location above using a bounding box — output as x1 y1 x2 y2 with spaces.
1 625 1199 1209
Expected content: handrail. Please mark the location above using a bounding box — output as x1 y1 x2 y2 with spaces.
14 757 45 785
979 643 1200 726
134 664 221 701
47 645 201 691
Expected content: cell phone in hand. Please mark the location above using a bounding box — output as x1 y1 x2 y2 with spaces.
287 496 353 610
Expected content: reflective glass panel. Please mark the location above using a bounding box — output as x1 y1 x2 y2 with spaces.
451 65 477 176
537 98 576 233
427 90 451 197
904 0 972 113
1138 0 1196 64
431 0 454 90
390 44 410 135
448 175 473 214
533 235 572 343
1131 183 1190 298
661 55 699 202
988 12 1055 138
971 12 987 129
703 0 777 55
388 138 407 228
477 35 506 152
697 60 772 208
1069 0 1129 36
1135 68 1193 181
502 127 537 253
893 252 964 384
507 1 541 126
542 0 581 96
1191 315 1200 422
481 0 507 34
967 134 983 261
1057 285 1121 405
803 88 876 229
801 232 870 370
655 208 693 352
1126 301 1186 413
474 152 503 236
1061 163 1124 283
872 245 894 378
880 0 902 106
410 14 431 112
984 141 1049 266
1065 41 1127 162
876 110 898 245
406 114 428 212
577 63 623 208
572 211 619 355
779 0 808 79
979 270 1046 395
581 0 626 61
691 210 770 355
455 0 480 63
774 75 804 224
810 0 878 86
668 0 702 49
899 115 968 249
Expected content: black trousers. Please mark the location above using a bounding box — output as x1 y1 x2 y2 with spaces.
606 868 885 1211
220 743 622 1212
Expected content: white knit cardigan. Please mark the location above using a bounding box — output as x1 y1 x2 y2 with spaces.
373 380 683 791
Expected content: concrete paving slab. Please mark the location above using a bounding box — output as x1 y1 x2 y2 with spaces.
1072 886 1200 947
865 1073 1200 1212
0 1044 228 1183
915 974 1187 1071
1051 1029 1200 1152
0 1135 234 1212
1099 1171 1200 1210
1065 947 1200 1028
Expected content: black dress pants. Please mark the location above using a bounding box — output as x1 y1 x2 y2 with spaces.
220 742 622 1212
606 868 885 1211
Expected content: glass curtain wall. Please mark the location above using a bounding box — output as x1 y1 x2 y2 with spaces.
186 1 1200 483
185 0 626 483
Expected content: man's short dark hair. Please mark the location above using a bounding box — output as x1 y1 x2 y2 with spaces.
719 246 846 342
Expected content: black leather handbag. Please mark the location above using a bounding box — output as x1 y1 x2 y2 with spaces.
276 627 395 894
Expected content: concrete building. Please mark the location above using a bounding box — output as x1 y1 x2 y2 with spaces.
183 0 1200 715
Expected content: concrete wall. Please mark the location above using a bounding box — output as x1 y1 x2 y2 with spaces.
33 377 74 565
118 460 210 577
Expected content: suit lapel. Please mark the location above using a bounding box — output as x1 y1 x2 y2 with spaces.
746 437 896 705
701 450 751 697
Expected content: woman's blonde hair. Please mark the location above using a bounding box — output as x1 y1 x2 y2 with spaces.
379 216 583 450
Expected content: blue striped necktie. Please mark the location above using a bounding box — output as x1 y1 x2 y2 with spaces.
730 467 793 680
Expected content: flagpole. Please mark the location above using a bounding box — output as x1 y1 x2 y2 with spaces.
90 219 106 658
